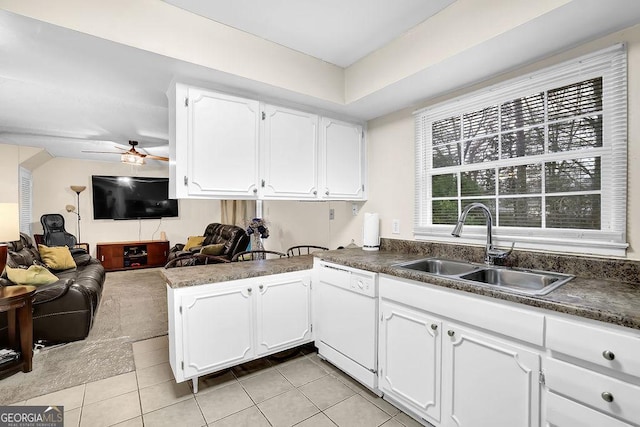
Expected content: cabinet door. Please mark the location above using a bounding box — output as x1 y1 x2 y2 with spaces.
256 273 312 356
146 242 169 267
186 88 260 198
443 324 540 427
261 105 318 199
319 117 365 200
379 300 442 424
97 244 123 271
180 284 255 378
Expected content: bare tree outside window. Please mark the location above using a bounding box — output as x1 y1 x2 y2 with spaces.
430 77 603 230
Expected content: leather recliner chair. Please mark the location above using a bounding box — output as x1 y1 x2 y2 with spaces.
165 223 250 268
0 233 105 344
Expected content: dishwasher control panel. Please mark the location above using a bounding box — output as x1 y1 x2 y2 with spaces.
350 273 374 294
318 262 377 297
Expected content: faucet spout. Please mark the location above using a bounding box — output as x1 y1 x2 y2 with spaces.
451 203 512 264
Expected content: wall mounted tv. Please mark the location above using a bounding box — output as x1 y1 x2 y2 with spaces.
92 175 179 220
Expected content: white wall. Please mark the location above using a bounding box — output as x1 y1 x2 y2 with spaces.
262 200 360 253
30 156 221 257
348 23 640 260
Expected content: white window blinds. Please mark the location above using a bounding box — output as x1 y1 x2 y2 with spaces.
19 167 32 236
414 44 627 257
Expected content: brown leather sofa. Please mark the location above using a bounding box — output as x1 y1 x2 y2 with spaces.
165 223 250 268
0 233 105 344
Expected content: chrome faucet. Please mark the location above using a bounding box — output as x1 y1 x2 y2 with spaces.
451 203 514 265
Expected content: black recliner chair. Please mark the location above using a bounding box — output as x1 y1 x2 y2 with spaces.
40 214 84 253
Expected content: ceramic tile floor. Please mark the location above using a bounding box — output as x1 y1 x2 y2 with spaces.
9 336 426 427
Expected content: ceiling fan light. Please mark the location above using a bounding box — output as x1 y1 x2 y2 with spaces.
121 153 145 165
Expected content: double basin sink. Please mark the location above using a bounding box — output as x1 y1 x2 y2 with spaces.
395 258 574 296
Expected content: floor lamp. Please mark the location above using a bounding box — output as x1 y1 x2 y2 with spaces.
0 203 20 275
69 185 86 243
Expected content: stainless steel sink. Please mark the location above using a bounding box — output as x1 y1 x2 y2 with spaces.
459 267 573 295
395 258 573 296
396 258 480 276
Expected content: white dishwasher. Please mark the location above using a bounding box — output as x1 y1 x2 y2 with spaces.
315 261 378 390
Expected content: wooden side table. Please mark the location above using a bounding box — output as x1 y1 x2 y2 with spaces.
0 285 36 378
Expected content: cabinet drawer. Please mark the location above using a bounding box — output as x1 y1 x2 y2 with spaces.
546 316 640 378
546 391 632 427
545 358 640 425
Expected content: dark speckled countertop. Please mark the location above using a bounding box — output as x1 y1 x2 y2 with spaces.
316 248 640 331
161 255 314 288
160 241 640 331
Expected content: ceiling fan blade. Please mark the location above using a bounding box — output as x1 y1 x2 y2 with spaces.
145 155 170 161
81 150 121 154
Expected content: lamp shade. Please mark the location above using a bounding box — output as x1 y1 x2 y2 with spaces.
0 203 20 242
70 185 86 194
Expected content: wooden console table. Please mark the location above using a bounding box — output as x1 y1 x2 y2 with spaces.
96 240 170 271
0 285 36 378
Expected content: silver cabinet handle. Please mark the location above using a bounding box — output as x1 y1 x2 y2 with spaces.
601 392 614 402
431 324 438 330
247 288 252 293
325 190 330 196
447 330 455 337
602 350 615 361
313 190 317 195
259 285 263 290
253 188 258 193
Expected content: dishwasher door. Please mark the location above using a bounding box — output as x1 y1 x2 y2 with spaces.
316 264 378 389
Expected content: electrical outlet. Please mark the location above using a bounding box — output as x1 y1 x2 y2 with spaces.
352 203 359 216
329 208 335 220
392 219 400 234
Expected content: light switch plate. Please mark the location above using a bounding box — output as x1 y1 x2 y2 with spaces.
329 208 335 220
392 219 400 234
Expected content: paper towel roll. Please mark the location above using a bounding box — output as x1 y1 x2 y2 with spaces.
363 213 380 251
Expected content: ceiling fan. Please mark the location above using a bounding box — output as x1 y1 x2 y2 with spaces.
82 140 169 165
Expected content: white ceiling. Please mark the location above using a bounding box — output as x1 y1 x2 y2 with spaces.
162 0 455 67
1 1 640 164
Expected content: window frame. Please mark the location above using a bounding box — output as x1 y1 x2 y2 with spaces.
414 44 628 257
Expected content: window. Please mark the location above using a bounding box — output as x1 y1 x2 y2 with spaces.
415 45 627 257
19 167 32 236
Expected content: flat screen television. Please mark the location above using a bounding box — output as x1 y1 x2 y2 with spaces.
92 175 179 220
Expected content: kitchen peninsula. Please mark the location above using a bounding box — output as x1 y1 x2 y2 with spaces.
162 241 640 426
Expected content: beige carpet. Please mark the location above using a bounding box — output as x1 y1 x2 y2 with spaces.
0 268 168 404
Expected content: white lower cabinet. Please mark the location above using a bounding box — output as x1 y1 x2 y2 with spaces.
443 323 540 427
546 391 632 427
168 270 312 391
180 280 255 380
379 300 442 423
379 274 542 427
256 273 312 356
544 314 640 427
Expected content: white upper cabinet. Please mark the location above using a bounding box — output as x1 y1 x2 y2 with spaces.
261 105 318 199
320 117 365 200
187 88 260 198
168 84 365 200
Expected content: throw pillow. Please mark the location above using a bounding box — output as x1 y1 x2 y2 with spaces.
38 244 77 270
6 265 58 286
200 243 225 256
184 236 205 251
